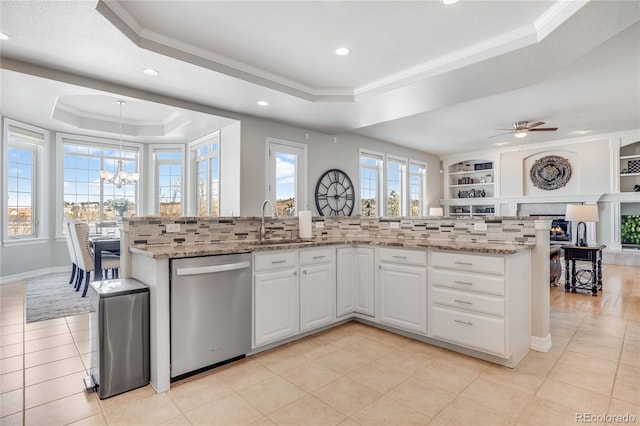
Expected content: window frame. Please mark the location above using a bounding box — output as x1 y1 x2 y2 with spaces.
385 155 407 217
408 160 428 217
2 118 48 245
150 144 185 217
359 149 385 217
265 137 308 216
55 133 143 238
189 132 220 217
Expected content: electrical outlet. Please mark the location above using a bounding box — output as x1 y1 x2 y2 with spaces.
474 222 488 232
315 221 324 228
166 223 180 233
390 222 400 229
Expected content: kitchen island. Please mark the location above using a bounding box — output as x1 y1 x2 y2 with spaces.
121 216 550 393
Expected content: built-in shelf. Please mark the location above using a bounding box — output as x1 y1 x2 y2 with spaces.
446 160 496 205
620 141 640 192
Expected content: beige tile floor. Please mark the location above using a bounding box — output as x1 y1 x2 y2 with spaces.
1 264 638 425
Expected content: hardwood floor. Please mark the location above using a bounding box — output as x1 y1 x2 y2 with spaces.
0 263 638 425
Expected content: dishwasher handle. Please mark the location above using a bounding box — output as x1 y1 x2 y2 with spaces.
176 261 251 276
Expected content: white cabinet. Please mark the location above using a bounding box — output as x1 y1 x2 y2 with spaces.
300 248 335 332
378 248 427 335
253 251 299 347
428 250 530 364
336 247 375 317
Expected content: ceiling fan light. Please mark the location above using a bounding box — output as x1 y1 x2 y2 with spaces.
514 130 528 139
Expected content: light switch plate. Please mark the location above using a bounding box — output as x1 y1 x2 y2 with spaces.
474 222 488 232
166 223 180 233
315 221 324 228
390 222 400 229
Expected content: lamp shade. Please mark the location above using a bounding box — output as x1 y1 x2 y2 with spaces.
429 207 444 217
565 204 599 222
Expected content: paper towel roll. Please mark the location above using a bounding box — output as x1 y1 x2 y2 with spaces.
299 211 312 239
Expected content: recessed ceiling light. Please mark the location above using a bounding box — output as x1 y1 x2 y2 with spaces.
494 141 509 146
576 129 592 134
0 32 9 40
335 47 350 56
442 0 460 4
142 68 159 76
257 100 269 106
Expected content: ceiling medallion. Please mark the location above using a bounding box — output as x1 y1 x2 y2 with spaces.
529 155 572 190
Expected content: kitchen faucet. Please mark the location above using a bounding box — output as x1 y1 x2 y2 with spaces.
259 199 277 241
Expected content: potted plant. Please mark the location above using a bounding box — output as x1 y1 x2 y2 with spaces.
110 198 131 217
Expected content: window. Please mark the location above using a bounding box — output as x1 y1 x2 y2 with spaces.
360 151 383 216
193 134 220 216
60 136 139 231
4 121 46 240
153 148 183 216
359 150 427 217
409 161 427 216
267 138 307 217
386 157 406 217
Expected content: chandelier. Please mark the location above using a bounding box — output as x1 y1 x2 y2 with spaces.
99 100 139 188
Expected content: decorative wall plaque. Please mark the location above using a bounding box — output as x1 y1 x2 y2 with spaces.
529 155 572 190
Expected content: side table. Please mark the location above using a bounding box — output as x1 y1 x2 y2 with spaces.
561 244 606 296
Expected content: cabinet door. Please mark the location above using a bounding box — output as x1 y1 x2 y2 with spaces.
336 248 355 317
379 263 427 334
355 248 375 316
300 264 335 332
254 269 299 347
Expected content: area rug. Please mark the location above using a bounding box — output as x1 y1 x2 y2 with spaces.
26 273 92 323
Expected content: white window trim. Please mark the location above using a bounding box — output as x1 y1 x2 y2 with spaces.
149 144 186 216
385 154 408 217
188 131 220 217
360 149 385 217
2 118 48 244
409 159 428 217
55 132 143 238
265 137 308 212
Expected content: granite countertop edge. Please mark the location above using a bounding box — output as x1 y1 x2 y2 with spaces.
129 238 534 259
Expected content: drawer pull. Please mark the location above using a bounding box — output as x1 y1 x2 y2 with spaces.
293 271 298 276
454 299 473 305
271 260 287 264
454 319 473 326
454 261 473 266
454 280 473 286
302 270 307 275
312 255 326 259
392 255 407 259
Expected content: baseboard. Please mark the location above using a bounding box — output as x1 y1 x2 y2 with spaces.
0 266 71 285
530 334 553 352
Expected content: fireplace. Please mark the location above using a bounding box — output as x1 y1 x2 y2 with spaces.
550 219 571 242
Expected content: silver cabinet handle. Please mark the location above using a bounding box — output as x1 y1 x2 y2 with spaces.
392 255 407 259
271 260 287 264
454 280 473 285
293 271 298 276
378 265 382 269
454 261 473 266
454 299 473 305
454 319 473 326
312 255 326 259
303 270 307 275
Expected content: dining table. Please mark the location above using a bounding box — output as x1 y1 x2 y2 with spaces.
89 236 121 280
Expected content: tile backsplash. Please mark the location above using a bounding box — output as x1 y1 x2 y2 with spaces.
122 216 538 248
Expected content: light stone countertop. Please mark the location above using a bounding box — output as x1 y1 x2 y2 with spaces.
129 238 534 259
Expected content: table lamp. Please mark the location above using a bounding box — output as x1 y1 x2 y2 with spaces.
429 207 444 217
565 203 599 247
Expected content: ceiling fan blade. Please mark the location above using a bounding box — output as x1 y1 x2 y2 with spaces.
529 127 558 132
488 131 513 138
525 121 545 129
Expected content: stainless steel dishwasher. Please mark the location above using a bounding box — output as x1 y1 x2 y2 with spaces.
170 253 252 379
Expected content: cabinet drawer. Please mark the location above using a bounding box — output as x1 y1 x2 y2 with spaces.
431 306 505 356
432 251 504 275
432 287 504 317
379 248 427 266
300 248 333 266
431 269 504 296
254 251 297 272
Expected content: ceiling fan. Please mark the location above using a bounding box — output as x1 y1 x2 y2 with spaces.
490 121 558 139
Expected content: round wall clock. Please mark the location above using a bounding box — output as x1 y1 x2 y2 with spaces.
314 169 355 216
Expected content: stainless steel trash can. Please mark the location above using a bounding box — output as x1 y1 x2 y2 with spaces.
88 278 149 399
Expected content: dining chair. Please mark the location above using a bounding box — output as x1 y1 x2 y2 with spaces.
63 220 79 285
72 222 121 297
